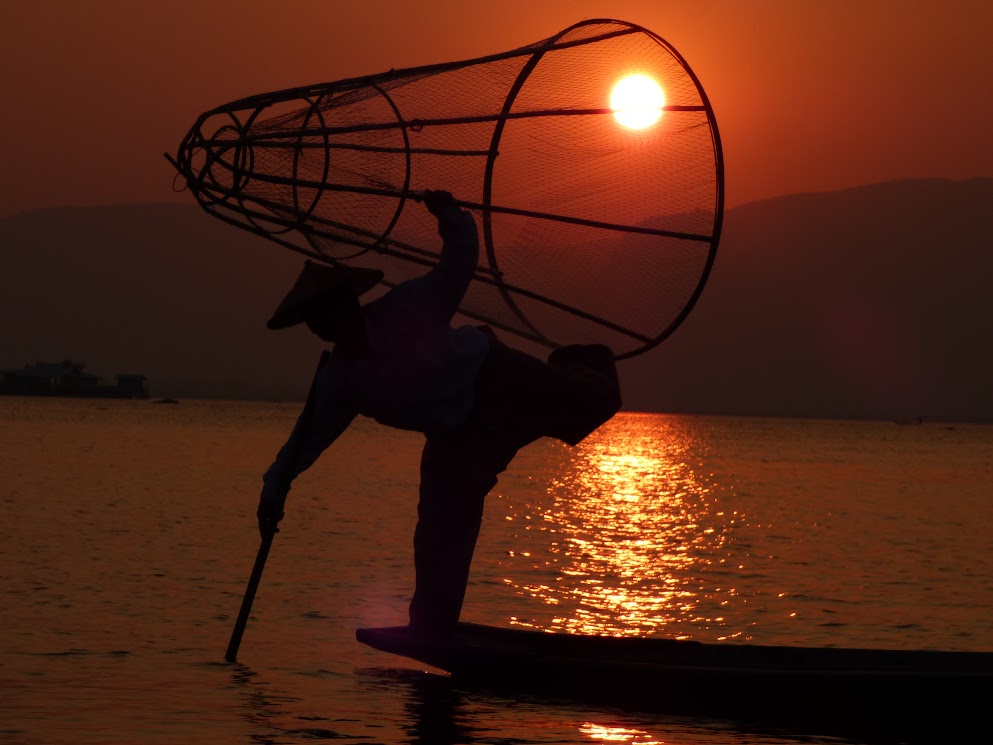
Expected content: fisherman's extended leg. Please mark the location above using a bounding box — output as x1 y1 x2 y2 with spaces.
409 433 519 636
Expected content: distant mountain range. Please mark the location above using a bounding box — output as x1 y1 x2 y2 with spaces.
2 177 991 420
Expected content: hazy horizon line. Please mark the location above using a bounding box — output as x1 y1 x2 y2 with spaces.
5 174 992 222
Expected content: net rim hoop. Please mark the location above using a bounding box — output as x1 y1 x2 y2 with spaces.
478 18 725 359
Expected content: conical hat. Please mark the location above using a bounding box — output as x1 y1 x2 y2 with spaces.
267 260 383 330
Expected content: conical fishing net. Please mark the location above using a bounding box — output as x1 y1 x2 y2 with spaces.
171 18 724 359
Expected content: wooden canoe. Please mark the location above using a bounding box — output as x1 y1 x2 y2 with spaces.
357 622 993 739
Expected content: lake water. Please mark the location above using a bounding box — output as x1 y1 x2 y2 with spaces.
1 397 990 744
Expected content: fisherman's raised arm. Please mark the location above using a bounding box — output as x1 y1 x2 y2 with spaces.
419 189 479 321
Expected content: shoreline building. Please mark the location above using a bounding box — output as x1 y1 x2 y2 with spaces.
0 360 149 399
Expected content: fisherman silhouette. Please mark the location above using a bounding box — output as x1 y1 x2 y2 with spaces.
259 189 621 637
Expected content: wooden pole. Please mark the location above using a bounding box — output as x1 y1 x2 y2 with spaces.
225 350 330 663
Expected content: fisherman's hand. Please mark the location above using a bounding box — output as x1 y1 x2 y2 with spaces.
423 189 457 218
257 493 285 538
424 189 477 248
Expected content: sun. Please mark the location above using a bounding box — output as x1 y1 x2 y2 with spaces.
610 74 665 130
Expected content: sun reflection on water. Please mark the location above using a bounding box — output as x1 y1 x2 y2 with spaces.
501 414 748 640
579 722 661 744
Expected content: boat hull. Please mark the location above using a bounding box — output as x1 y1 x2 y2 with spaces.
357 622 993 740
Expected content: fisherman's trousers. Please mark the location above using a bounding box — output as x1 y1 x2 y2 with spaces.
408 334 621 635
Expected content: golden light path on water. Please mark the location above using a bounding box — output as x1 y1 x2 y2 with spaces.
497 414 751 640
579 723 662 744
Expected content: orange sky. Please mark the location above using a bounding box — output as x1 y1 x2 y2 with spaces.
2 0 991 218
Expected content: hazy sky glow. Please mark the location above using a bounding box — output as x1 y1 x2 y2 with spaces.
2 0 991 218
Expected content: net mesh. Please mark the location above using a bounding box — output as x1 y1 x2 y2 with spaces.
173 19 723 358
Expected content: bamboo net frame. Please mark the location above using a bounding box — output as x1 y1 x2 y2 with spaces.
169 18 724 359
